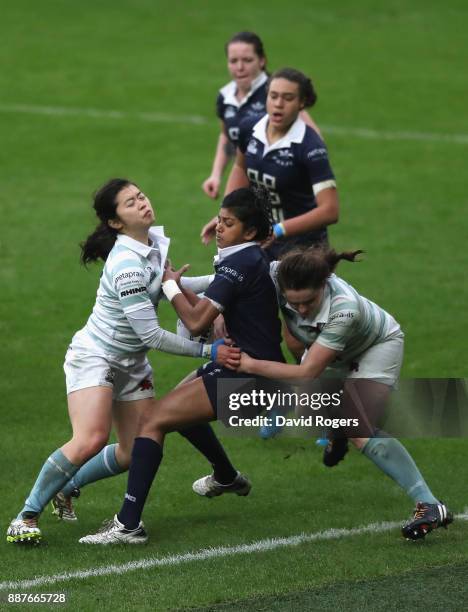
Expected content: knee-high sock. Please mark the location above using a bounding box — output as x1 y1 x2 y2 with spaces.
61 444 125 496
117 437 162 530
19 449 79 518
179 423 237 484
362 436 439 504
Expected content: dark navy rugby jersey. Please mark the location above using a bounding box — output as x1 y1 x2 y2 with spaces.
238 114 335 224
204 244 284 362
216 72 268 146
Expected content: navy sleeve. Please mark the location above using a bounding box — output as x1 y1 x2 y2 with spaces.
215 92 224 120
204 261 249 309
300 129 335 185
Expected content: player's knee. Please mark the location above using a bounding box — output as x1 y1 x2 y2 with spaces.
71 433 108 462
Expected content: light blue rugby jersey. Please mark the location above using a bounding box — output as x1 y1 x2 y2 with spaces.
83 227 169 354
271 263 401 365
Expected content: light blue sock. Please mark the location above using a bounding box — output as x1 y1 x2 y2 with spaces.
61 444 125 496
362 436 439 504
19 449 79 518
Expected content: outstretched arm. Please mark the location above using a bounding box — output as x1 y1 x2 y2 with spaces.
238 342 338 379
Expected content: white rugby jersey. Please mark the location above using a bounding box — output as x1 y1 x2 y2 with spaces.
76 227 210 357
270 263 401 365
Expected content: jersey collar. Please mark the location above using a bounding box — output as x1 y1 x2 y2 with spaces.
214 241 256 265
116 226 170 261
252 114 306 156
220 72 268 108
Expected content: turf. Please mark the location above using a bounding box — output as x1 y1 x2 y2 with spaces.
1 0 468 609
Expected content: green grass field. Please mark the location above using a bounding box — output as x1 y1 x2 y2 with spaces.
1 1 468 609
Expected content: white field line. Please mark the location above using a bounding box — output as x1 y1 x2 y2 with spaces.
2 513 468 591
1 103 468 144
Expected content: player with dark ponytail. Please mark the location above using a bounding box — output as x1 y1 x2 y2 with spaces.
238 245 453 541
79 186 286 545
7 178 240 545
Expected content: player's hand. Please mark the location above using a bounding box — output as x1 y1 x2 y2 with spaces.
212 314 228 340
202 176 220 199
200 217 218 245
238 352 255 373
163 263 190 284
214 344 241 370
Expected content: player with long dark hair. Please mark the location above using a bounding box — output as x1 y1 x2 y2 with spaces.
79 186 286 544
6 179 239 545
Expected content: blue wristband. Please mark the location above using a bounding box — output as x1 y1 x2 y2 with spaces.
210 338 225 361
273 223 286 238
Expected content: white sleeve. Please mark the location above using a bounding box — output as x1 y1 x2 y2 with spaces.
180 274 215 294
126 304 209 357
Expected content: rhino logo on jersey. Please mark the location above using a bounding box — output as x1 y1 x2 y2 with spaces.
224 107 236 119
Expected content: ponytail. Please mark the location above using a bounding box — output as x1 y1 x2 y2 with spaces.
278 246 363 291
80 223 119 265
79 177 133 266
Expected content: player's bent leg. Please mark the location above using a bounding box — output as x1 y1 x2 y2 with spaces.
81 380 218 544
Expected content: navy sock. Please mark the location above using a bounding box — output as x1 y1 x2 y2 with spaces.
179 423 237 484
117 437 163 530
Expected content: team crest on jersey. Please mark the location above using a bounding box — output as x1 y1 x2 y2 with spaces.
247 139 258 155
251 101 265 112
224 107 236 119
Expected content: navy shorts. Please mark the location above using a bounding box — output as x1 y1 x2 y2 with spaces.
198 361 290 425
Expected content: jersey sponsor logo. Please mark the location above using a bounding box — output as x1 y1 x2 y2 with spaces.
247 138 258 155
307 147 328 159
329 311 355 321
224 106 236 119
114 271 144 283
217 265 244 282
120 286 146 298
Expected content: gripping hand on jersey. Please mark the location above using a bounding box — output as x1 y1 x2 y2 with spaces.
163 261 190 284
212 339 241 370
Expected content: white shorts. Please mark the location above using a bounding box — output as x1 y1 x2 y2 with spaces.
64 344 155 402
304 332 404 388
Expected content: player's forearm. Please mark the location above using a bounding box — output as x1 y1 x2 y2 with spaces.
225 161 249 195
210 133 231 179
170 294 215 336
180 274 215 294
245 358 321 379
282 190 339 236
126 306 208 358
